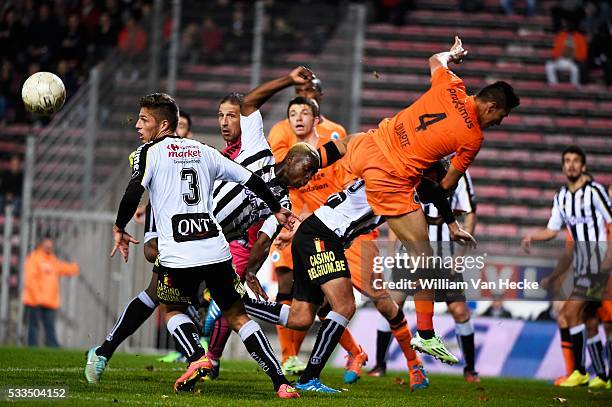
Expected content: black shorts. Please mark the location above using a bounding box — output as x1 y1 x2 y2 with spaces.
156 259 245 311
292 216 351 305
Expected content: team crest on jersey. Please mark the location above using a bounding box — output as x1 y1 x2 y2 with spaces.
271 251 281 263
164 274 172 286
331 132 340 140
413 193 421 204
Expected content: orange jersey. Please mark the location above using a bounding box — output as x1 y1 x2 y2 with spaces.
268 116 353 213
373 68 483 178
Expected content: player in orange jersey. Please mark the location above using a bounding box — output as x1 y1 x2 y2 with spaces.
268 93 371 382
315 37 520 362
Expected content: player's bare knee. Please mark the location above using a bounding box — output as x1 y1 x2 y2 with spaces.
333 301 356 320
288 310 314 330
448 301 470 322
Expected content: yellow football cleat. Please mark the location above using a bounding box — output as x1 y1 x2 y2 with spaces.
559 370 589 387
588 376 611 389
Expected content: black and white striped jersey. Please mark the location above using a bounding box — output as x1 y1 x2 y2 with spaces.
423 171 476 242
314 179 385 248
212 110 289 242
547 180 611 281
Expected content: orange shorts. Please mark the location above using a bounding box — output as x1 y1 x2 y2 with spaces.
347 233 379 292
343 131 420 216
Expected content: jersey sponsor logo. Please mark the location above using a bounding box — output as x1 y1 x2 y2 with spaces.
131 145 144 176
167 144 202 159
447 88 475 129
171 212 219 242
565 215 590 226
307 249 347 280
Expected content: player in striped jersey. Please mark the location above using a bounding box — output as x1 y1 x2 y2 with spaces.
369 169 480 382
522 146 612 388
242 169 475 392
86 111 196 382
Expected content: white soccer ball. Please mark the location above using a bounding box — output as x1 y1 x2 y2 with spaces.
21 72 66 116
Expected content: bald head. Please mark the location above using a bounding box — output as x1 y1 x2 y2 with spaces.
287 142 319 165
281 142 320 188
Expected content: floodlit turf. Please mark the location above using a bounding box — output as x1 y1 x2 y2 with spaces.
0 347 610 406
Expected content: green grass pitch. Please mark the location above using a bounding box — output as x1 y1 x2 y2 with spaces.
0 347 610 406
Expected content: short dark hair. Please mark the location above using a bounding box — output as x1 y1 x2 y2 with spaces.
287 96 320 118
179 110 192 131
562 145 586 165
476 81 520 110
219 92 244 106
139 93 179 131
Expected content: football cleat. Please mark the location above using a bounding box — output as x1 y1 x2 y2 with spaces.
367 364 387 377
464 369 481 383
295 378 340 393
157 351 184 363
553 375 568 386
282 355 307 375
344 345 368 384
206 359 220 380
276 383 301 398
559 370 589 387
84 347 108 384
409 363 429 391
410 333 458 365
588 376 611 389
174 356 212 392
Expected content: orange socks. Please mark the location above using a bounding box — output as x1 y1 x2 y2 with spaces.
277 299 294 363
415 299 434 335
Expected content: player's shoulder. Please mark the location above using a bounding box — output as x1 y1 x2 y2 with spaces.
268 119 294 146
317 116 346 141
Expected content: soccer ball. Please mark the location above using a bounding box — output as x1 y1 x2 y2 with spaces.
21 72 66 116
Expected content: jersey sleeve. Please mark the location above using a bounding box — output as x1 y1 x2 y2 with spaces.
131 143 155 189
207 145 252 185
450 135 482 174
240 110 269 152
592 182 612 223
430 67 465 90
546 193 565 231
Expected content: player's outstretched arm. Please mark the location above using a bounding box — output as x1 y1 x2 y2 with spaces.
520 228 559 253
317 134 352 168
241 66 315 116
429 36 468 76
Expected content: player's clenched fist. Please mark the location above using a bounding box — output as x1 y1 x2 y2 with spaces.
289 66 315 86
449 36 468 64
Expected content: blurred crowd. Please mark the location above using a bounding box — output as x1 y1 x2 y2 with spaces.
0 0 159 124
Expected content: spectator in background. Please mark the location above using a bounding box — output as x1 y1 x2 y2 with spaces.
545 22 588 86
23 236 80 347
0 60 18 123
179 22 199 63
201 16 223 64
117 11 147 71
80 0 101 36
500 0 537 16
56 59 79 98
0 6 26 65
59 13 86 70
0 154 24 214
91 11 119 62
482 299 513 318
551 0 586 33
27 1 61 69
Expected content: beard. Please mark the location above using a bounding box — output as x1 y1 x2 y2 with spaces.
565 173 580 183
